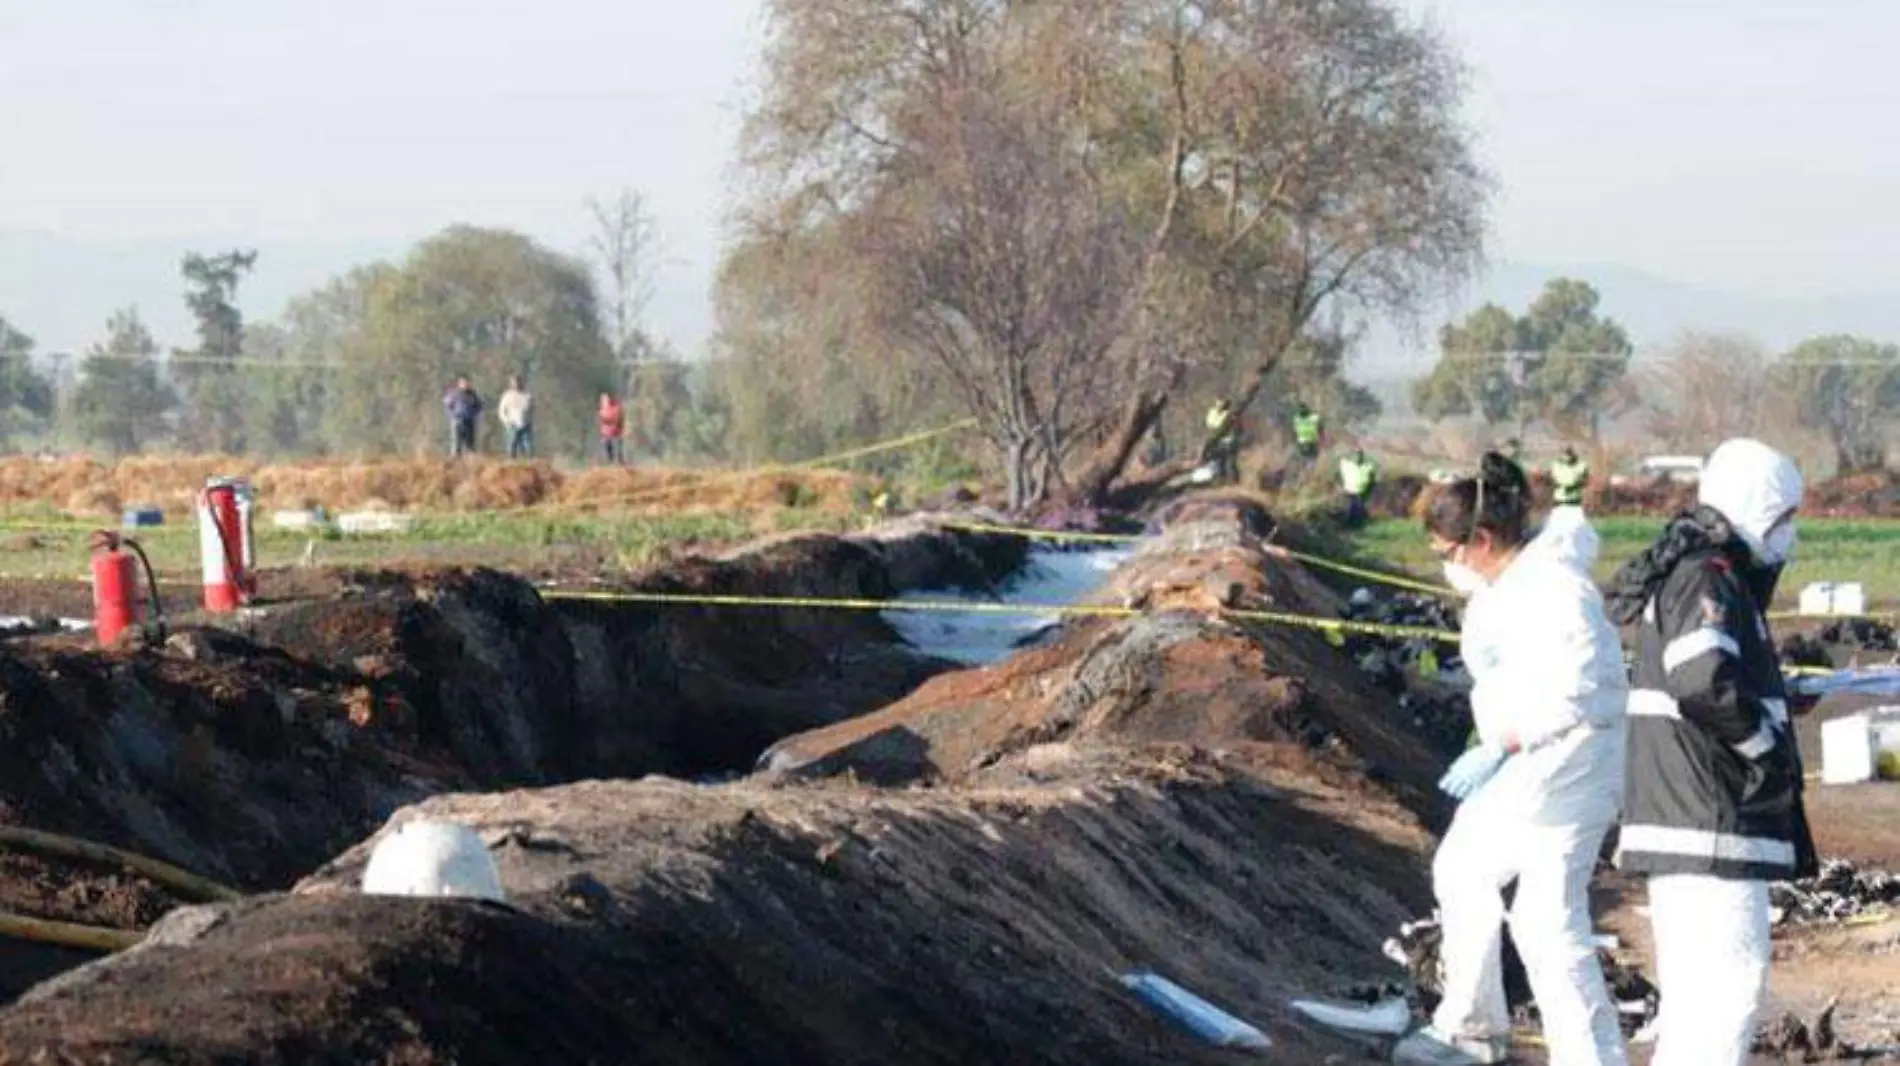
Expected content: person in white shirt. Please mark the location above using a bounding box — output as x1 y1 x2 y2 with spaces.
497 375 534 459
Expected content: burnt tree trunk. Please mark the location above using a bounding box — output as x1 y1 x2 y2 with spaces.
1071 390 1170 506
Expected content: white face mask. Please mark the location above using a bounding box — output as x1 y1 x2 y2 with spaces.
1763 522 1798 564
1443 561 1488 596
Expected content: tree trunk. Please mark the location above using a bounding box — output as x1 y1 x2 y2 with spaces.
1070 389 1170 506
1004 435 1034 514
1228 342 1295 423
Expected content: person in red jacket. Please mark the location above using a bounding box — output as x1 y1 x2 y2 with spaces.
598 392 627 465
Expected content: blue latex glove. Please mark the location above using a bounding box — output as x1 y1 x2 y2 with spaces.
1438 743 1508 800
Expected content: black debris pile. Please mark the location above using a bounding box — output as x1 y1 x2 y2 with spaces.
1784 619 1900 671
1396 690 1472 759
1340 588 1470 757
0 616 68 641
1772 860 1900 927
1383 914 1659 1035
1344 590 1461 647
1749 1000 1900 1061
1818 619 1899 654
1782 632 1837 671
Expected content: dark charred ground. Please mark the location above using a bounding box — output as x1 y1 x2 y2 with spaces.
0 501 1459 1064
0 522 1023 1003
2 498 1893 1064
0 760 1435 1066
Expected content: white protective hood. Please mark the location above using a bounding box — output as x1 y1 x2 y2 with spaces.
1523 504 1600 577
1698 439 1805 562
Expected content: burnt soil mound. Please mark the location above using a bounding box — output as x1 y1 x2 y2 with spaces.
764 500 1447 816
0 499 1456 1063
0 523 1023 1001
2 760 1435 1066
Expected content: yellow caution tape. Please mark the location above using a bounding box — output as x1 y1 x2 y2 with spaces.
541 587 1465 643
544 589 1141 619
1842 909 1895 928
938 521 1140 546
1275 547 1455 598
0 910 141 953
534 418 980 517
1768 609 1899 624
1226 606 1459 644
0 826 241 903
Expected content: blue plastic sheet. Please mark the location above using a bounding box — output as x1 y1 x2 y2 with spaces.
1119 970 1272 1051
1790 667 1900 699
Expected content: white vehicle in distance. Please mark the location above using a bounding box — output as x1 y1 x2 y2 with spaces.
1636 455 1704 482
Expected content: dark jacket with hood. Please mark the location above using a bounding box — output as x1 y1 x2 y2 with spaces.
1605 441 1817 882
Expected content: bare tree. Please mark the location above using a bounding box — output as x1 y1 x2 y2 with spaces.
728 0 1484 509
1073 0 1487 501
861 69 1152 508
587 189 662 363
1642 332 1775 451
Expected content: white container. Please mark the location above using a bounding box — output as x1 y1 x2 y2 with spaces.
1834 582 1868 616
1799 581 1869 617
1821 707 1900 785
337 511 417 536
271 508 326 531
1800 583 1837 617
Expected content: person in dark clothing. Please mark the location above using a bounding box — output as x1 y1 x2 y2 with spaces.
1603 437 1815 1066
443 377 484 457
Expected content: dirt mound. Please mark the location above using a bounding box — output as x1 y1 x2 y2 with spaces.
0 524 1023 1000
1366 474 1429 521
762 499 1447 818
0 758 1435 1064
0 455 873 519
1807 469 1900 518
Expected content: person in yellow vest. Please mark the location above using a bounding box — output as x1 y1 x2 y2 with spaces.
1202 399 1241 485
1293 403 1324 462
1339 447 1378 529
1551 446 1590 509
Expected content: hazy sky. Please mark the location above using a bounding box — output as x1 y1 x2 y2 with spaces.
4 0 1898 354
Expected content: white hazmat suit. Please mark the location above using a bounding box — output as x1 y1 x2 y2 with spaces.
1411 509 1630 1066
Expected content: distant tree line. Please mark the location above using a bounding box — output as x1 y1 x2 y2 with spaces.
1411 276 1900 475
0 0 1894 490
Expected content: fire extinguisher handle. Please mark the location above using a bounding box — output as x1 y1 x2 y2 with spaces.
122 537 166 633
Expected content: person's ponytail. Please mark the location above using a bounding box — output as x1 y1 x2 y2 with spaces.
1422 450 1532 548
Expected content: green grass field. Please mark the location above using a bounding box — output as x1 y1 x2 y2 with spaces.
0 508 858 583
7 504 1897 615
1346 516 1900 608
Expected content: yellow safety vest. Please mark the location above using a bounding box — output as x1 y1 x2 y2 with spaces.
1551 459 1589 504
1340 457 1376 496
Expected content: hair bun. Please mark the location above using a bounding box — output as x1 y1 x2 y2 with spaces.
1478 451 1525 495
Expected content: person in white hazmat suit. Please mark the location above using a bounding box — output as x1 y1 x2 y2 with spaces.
1603 439 1816 1066
1392 454 1629 1066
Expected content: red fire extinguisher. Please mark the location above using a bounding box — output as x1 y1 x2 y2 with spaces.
90 530 163 647
199 477 255 612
